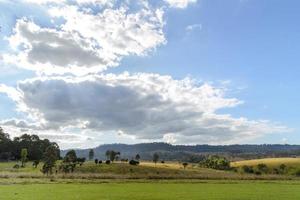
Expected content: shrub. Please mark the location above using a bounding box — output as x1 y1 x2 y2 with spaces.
32 160 40 168
294 169 300 177
254 171 262 175
129 160 139 166
13 164 20 169
76 157 86 166
279 164 287 174
242 165 254 174
199 155 230 170
257 163 268 174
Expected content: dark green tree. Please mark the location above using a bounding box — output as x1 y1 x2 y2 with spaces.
182 162 188 169
60 150 78 173
153 153 159 165
105 150 120 162
135 154 140 161
42 144 59 175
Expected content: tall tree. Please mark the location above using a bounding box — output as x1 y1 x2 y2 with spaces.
89 149 94 160
105 150 111 160
42 144 59 175
21 148 28 167
153 153 159 165
135 154 140 161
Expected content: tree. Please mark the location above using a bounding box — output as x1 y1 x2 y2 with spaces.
42 144 59 175
105 150 120 162
0 127 12 160
21 148 28 167
135 154 140 161
105 150 111 160
182 162 188 169
153 153 159 165
64 150 77 163
89 149 94 160
61 150 78 173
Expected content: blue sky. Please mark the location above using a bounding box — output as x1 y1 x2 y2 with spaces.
0 0 299 148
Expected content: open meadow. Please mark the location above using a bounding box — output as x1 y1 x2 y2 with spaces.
0 159 300 199
1 181 300 200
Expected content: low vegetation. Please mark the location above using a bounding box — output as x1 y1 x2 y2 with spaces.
1 182 300 200
231 158 300 176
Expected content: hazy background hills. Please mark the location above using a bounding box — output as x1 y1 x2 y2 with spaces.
61 143 300 162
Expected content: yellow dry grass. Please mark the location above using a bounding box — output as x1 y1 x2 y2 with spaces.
231 158 300 168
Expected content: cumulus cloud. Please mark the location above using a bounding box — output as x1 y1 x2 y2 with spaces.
0 73 288 145
164 0 197 9
3 19 112 75
4 1 165 75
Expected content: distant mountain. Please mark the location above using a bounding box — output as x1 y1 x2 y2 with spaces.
61 143 300 162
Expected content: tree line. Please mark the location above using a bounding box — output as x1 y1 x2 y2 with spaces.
0 127 60 162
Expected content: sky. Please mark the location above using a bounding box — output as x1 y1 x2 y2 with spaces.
0 0 299 149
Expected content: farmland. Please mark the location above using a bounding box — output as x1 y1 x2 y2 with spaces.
0 181 300 200
1 159 300 199
231 158 300 168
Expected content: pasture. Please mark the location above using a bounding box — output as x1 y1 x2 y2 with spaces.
0 181 300 200
231 158 300 168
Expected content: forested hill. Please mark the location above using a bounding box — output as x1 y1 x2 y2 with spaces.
62 143 300 162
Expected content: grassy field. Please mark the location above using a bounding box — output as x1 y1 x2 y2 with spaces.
1 160 300 199
0 181 300 200
231 158 300 168
1 161 296 181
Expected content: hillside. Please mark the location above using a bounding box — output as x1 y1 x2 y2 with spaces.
62 143 300 161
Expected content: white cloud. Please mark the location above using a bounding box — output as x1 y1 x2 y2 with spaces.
0 73 289 146
4 1 165 75
3 19 113 75
24 0 114 6
164 0 197 9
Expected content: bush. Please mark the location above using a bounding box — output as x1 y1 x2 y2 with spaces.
257 163 268 174
199 155 230 170
242 165 254 174
13 164 20 169
129 160 139 166
32 160 40 168
254 171 262 175
294 169 300 176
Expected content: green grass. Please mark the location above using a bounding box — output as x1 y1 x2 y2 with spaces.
0 161 298 180
0 181 300 200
